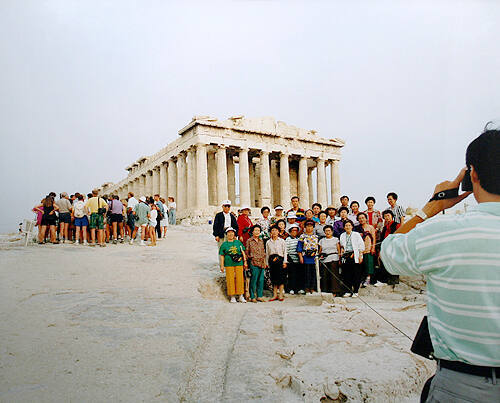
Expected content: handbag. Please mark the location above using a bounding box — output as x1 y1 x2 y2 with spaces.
97 198 106 215
269 254 284 265
410 316 434 360
341 252 353 265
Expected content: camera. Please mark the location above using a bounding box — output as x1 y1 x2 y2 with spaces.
461 167 472 192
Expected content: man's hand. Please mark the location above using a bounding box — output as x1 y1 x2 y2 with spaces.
220 266 225 273
422 168 472 218
215 236 220 242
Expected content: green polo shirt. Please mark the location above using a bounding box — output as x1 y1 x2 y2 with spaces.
219 240 245 267
381 202 500 366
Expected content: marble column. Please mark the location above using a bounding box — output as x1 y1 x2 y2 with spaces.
152 167 160 196
139 174 146 197
167 159 177 201
207 151 217 206
176 153 187 211
187 148 196 208
239 148 251 207
317 158 328 208
308 168 314 207
280 153 291 210
289 161 298 198
270 159 280 208
227 153 236 204
145 171 153 196
260 151 271 208
159 164 167 199
330 159 341 207
255 161 261 208
216 146 228 205
196 143 209 209
298 156 309 207
249 161 255 207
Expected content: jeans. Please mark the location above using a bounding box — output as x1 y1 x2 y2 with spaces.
249 264 265 299
168 209 176 225
425 364 499 402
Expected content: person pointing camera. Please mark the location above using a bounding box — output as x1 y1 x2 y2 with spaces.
380 127 500 402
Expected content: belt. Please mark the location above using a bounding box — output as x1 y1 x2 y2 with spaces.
439 359 499 378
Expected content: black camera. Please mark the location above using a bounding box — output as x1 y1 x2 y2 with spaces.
462 167 473 192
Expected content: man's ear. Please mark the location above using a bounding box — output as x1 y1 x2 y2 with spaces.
470 166 480 185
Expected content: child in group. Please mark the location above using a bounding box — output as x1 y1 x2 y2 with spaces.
297 219 319 294
147 202 158 246
266 225 287 301
219 227 247 303
245 225 267 303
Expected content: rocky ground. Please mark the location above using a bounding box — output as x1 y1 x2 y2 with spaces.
0 226 434 402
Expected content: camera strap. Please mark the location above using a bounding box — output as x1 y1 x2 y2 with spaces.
429 188 459 202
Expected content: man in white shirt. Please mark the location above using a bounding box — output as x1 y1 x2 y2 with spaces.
213 200 238 250
127 192 139 211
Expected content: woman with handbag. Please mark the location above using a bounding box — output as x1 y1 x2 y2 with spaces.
219 227 247 303
266 225 288 301
339 220 365 297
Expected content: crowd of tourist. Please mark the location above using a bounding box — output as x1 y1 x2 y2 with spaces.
215 193 406 303
32 190 177 246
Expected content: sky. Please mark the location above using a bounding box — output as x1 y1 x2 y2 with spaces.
1 0 499 232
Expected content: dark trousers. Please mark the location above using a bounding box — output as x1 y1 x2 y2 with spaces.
286 261 304 292
320 261 342 294
376 261 399 285
304 263 317 291
156 216 162 238
341 257 364 293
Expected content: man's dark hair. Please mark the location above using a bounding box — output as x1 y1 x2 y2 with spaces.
260 206 270 214
113 195 119 200
270 224 280 231
291 196 299 201
365 196 376 204
87 193 92 198
340 195 349 201
338 206 349 214
250 224 262 234
350 201 359 208
382 209 395 218
466 129 500 195
387 192 398 200
324 224 333 232
77 194 84 200
357 212 367 220
319 211 328 217
312 203 322 210
344 219 354 227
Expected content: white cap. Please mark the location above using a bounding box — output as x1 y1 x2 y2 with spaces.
288 223 300 230
139 196 146 202
287 211 297 219
222 200 231 206
240 206 251 210
274 205 284 210
225 227 236 233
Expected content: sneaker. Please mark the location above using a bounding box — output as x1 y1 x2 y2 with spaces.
289 290 295 295
238 295 247 303
129 239 134 245
298 290 305 295
362 280 369 288
230 297 237 303
140 240 146 246
353 293 359 297
83 241 88 246
119 238 124 243
374 281 384 287
343 292 352 297
113 239 117 245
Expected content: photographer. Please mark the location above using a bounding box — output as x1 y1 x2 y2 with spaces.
380 128 499 401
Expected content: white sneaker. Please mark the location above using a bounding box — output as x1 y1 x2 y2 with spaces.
129 239 134 245
362 280 370 287
352 293 359 297
238 295 247 303
343 292 352 297
374 281 384 287
140 240 145 246
83 241 88 246
289 290 295 295
298 290 305 295
230 297 237 303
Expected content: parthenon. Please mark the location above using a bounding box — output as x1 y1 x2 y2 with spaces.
98 116 345 218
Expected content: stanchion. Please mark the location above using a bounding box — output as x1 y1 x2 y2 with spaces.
315 256 321 294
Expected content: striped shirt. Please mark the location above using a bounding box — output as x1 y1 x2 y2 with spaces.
285 236 300 263
389 204 405 224
380 202 500 366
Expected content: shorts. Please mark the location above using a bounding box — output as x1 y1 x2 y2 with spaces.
110 213 123 223
148 220 156 227
136 218 148 227
74 216 89 227
89 213 104 230
59 212 71 224
41 214 57 226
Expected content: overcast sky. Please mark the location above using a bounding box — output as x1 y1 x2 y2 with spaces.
1 1 499 232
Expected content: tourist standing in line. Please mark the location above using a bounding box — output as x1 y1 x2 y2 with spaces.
131 196 150 246
159 197 169 237
387 192 406 224
245 225 267 303
337 195 351 215
314 211 328 239
237 206 253 245
73 193 88 245
254 206 271 242
266 225 287 301
348 201 361 226
318 225 342 296
270 205 285 225
285 224 302 294
167 197 176 225
153 194 165 239
378 210 401 285
355 212 377 287
109 195 125 244
333 206 349 238
213 200 238 250
85 190 108 247
339 220 365 297
127 192 138 211
297 219 319 294
147 201 158 246
287 196 306 222
57 193 72 243
37 196 59 244
219 227 247 303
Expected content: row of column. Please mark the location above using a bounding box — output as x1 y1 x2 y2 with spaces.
112 145 340 212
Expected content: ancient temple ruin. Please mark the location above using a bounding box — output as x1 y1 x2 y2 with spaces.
98 116 345 218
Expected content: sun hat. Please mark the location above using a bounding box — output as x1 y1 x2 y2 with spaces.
139 196 146 202
274 205 284 210
225 227 236 233
222 200 231 206
288 223 300 230
287 211 297 219
240 206 251 210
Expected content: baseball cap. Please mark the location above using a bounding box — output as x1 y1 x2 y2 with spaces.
225 227 236 233
274 205 284 210
222 200 231 206
288 223 300 230
287 211 297 219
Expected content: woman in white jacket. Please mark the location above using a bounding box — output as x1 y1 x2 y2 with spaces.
339 220 365 297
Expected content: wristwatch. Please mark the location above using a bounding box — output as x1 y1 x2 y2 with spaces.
415 209 428 221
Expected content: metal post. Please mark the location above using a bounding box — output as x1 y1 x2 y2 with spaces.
315 256 321 294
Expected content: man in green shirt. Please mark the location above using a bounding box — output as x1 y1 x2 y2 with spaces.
381 128 500 401
130 196 150 246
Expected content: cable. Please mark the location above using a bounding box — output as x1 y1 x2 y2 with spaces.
318 259 415 341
